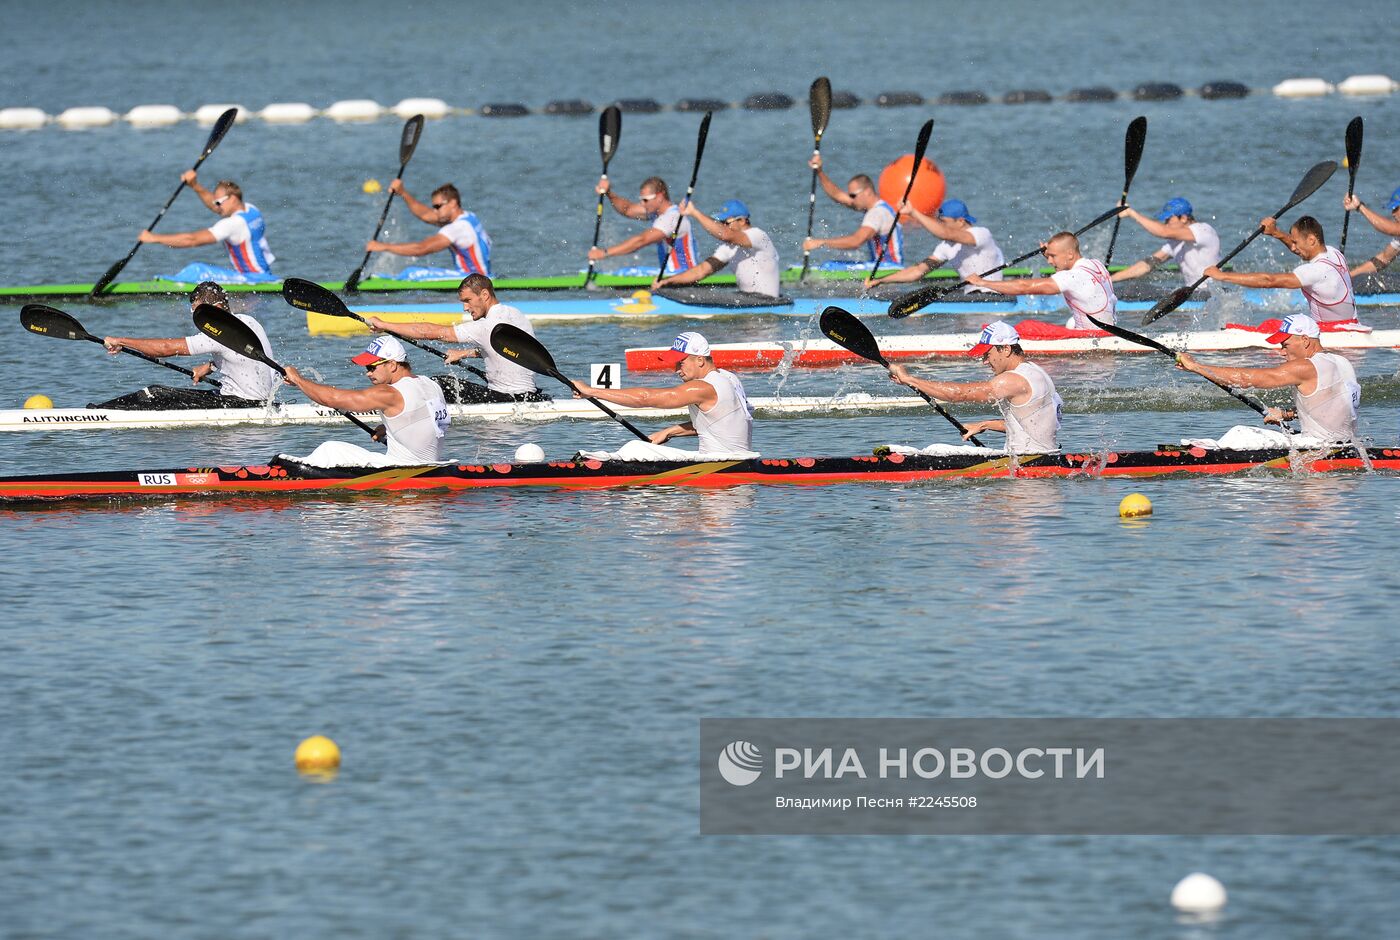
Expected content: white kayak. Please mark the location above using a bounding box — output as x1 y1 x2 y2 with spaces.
0 393 926 433
624 320 1400 371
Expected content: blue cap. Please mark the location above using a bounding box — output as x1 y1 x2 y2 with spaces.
1157 197 1193 221
939 199 976 224
1387 187 1400 212
712 199 750 221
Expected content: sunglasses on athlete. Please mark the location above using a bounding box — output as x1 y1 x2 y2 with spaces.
364 359 391 373
431 202 447 209
213 196 231 207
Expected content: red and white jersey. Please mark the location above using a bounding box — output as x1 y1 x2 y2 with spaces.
1293 246 1356 323
1050 257 1117 328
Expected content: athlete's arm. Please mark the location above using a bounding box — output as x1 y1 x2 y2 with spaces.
183 171 216 211
887 365 1030 404
1176 354 1315 390
284 367 405 416
365 317 458 342
570 378 717 410
1203 266 1301 289
1344 195 1400 237
906 207 974 245
139 229 217 248
391 181 438 224
874 258 939 284
687 207 751 247
805 225 876 252
366 233 452 257
103 336 191 358
967 274 1060 296
656 258 722 289
1124 208 1195 241
1351 241 1400 276
1110 250 1169 283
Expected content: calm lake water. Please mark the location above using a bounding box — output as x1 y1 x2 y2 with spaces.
4 1 1400 937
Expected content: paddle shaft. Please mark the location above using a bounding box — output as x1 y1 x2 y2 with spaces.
546 367 650 441
105 338 222 388
659 112 712 282
344 155 411 292
584 108 622 287
798 147 824 281
868 119 934 283
1085 315 1288 426
91 113 235 297
883 359 987 446
890 205 1125 317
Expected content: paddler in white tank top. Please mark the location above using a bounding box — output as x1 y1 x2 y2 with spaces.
571 331 754 453
285 334 450 464
1177 314 1361 443
966 230 1117 329
888 321 1063 454
1203 215 1364 327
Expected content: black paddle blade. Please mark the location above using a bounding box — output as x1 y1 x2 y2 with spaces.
1344 117 1363 179
809 76 832 140
490 323 558 378
192 303 280 372
20 304 94 342
887 284 941 319
399 114 425 164
1142 284 1197 325
599 105 622 169
201 108 238 160
1285 160 1338 212
282 277 353 318
901 119 935 202
692 112 713 178
1123 116 1148 187
819 306 886 365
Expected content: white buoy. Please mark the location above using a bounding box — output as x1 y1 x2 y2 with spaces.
125 104 183 127
194 104 247 124
259 102 317 124
514 443 546 463
1272 77 1334 98
1171 872 1227 913
0 107 49 130
1338 74 1397 96
393 97 451 119
56 106 118 129
325 99 384 122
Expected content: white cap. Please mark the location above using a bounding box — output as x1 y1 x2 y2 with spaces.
351 334 409 365
1266 313 1321 344
660 331 712 364
968 321 1021 356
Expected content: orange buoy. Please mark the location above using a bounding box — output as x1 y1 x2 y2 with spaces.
878 154 946 215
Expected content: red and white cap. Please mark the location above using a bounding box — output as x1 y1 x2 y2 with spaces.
967 321 1021 357
351 334 408 365
1265 314 1321 345
659 331 713 365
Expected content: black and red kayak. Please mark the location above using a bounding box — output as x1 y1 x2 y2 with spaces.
1 445 1398 505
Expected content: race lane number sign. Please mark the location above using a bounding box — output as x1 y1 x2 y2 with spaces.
590 363 622 388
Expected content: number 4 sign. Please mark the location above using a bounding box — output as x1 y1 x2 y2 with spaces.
589 363 622 388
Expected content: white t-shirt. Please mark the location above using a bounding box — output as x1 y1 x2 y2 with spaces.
930 226 1004 282
184 312 278 401
1160 221 1220 284
451 303 540 393
1050 257 1118 328
1293 246 1356 322
710 225 780 297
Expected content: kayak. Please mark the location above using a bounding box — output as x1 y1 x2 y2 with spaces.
3 444 1396 504
0 392 924 433
310 285 1400 335
624 319 1400 371
0 264 1054 300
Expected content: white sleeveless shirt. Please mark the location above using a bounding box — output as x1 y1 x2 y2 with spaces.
690 369 753 453
1296 352 1360 443
997 361 1062 454
383 375 449 463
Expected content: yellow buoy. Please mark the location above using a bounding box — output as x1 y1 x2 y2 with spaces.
362 178 382 194
1119 493 1153 517
24 394 54 409
295 735 341 772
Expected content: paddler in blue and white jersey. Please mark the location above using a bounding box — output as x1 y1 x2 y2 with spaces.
588 176 697 275
284 334 450 466
366 181 493 276
1109 197 1221 287
1177 314 1361 443
570 331 753 452
888 321 1062 454
1343 187 1400 276
802 154 903 267
651 199 781 298
138 176 275 276
872 198 1002 290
